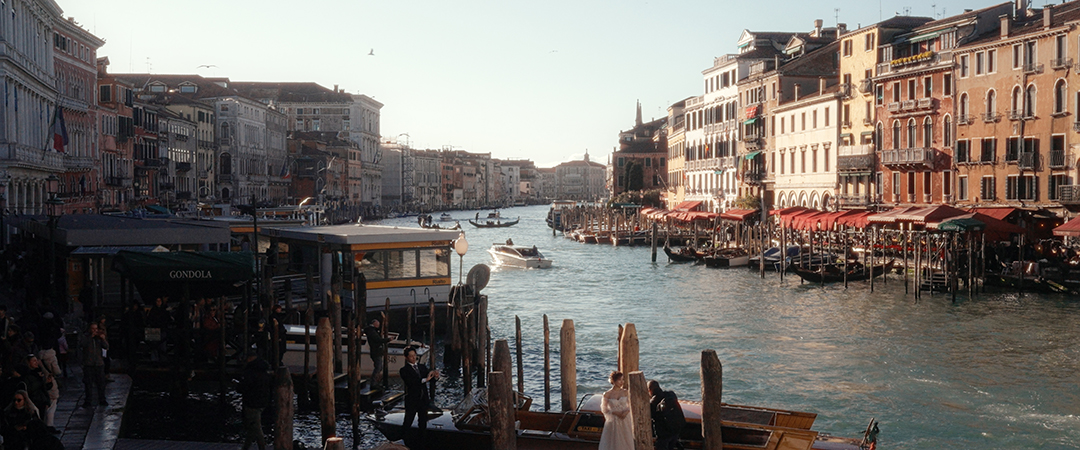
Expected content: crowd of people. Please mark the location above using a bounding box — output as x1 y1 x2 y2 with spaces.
0 305 69 450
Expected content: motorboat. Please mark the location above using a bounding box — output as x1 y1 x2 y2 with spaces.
703 247 750 268
749 245 802 271
439 213 454 221
372 388 875 450
281 324 428 377
488 244 553 269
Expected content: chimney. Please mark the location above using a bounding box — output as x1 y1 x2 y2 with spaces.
819 77 827 94
794 83 801 101
814 19 823 37
1000 14 1010 37
1043 5 1052 28
1015 0 1029 17
837 23 847 38
334 84 339 93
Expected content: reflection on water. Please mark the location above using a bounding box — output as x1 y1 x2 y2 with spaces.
123 205 1080 450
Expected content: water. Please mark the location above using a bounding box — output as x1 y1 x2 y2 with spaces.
381 205 1080 450
123 205 1080 449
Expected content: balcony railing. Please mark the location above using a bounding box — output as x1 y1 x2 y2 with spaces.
917 97 934 109
863 117 873 125
1050 150 1068 168
859 78 873 94
1052 57 1073 70
63 155 94 170
982 112 1001 123
881 148 936 168
1023 62 1044 74
1018 152 1038 170
104 176 132 187
887 102 901 112
957 114 972 125
838 194 869 207
721 156 737 168
744 171 766 185
902 100 917 111
742 133 761 142
1008 110 1023 121
1058 185 1080 204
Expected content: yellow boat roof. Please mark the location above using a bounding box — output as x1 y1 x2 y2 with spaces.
263 223 460 245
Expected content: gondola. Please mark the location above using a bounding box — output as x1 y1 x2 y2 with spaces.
702 248 750 268
664 245 702 263
468 217 520 228
420 221 461 230
791 260 895 283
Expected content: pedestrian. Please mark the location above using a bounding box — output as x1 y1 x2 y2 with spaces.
10 331 39 370
2 390 42 450
95 316 111 379
363 318 390 389
648 380 686 450
236 351 271 450
399 346 439 449
0 305 14 338
15 355 53 430
79 323 108 407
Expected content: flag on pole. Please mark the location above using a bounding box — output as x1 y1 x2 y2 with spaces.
52 107 68 153
280 160 291 179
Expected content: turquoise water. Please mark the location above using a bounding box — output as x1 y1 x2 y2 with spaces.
380 205 1080 450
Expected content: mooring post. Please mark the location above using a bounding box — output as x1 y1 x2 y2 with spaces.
322 437 344 450
515 316 524 394
701 349 724 450
616 324 624 371
382 298 390 389
628 371 652 450
303 307 313 380
275 366 294 450
651 221 658 262
560 319 576 412
478 295 489 388
489 371 517 450
316 316 336 444
493 339 512 387
543 314 551 412
619 323 639 375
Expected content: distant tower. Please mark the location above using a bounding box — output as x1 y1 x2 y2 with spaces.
584 150 590 162
636 100 643 127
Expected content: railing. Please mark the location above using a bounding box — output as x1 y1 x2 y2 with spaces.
1052 57 1073 70
838 194 869 207
859 78 873 94
198 139 215 149
842 121 852 128
1058 185 1080 204
744 171 766 185
956 114 972 125
923 194 932 203
63 155 94 169
1008 110 1023 121
917 97 935 109
720 156 737 168
902 100 917 111
982 112 1001 123
1023 62 1044 74
887 102 901 112
141 158 163 167
742 133 760 142
881 148 935 167
977 155 997 165
1018 152 1038 170
907 193 917 203
943 194 954 204
105 176 132 187
838 144 875 156
863 117 873 125
1049 150 1068 168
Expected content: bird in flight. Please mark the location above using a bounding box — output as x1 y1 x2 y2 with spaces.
368 49 375 56
196 64 217 69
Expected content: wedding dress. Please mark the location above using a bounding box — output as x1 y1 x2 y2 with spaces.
599 394 634 450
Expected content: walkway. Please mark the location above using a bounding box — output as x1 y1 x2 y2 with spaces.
55 365 131 450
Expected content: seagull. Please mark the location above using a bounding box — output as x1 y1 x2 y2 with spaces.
368 49 374 56
196 64 217 69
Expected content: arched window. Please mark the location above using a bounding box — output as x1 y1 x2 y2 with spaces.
986 90 996 118
959 93 969 119
907 118 917 148
220 122 230 139
1054 79 1067 114
923 117 933 148
1012 86 1022 116
1025 84 1037 117
875 122 883 149
892 120 901 150
943 115 952 146
220 153 232 175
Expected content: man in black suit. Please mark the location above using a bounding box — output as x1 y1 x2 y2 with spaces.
649 380 686 450
400 346 439 447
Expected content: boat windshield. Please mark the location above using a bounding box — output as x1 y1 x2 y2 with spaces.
518 247 540 257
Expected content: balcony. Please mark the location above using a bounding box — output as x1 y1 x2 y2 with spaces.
957 114 972 125
943 194 954 204
1074 122 1080 133
902 100 917 111
742 133 761 142
198 139 215 150
1052 57 1073 70
838 144 875 172
887 102 902 112
917 97 935 109
859 78 873 94
176 162 192 172
140 158 163 168
1023 62 1044 74
744 171 766 185
1018 152 1039 170
881 148 936 169
842 121 852 128
838 194 870 207
1058 185 1080 205
720 156 737 169
863 117 873 125
1008 110 1023 121
982 112 1001 123
104 176 132 187
63 155 94 170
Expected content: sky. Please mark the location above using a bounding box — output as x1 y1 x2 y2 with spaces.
63 0 991 168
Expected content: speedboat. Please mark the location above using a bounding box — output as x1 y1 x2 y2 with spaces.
281 324 428 377
488 244 553 269
439 213 454 221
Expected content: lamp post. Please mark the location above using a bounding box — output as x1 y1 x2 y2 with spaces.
45 175 64 308
453 231 468 285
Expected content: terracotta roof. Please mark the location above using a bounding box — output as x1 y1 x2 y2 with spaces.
965 2 1080 47
876 16 936 30
229 82 352 103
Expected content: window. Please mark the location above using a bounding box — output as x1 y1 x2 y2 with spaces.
908 79 916 100
1006 137 1020 161
99 85 111 103
1025 84 1037 117
824 145 830 172
1050 174 1068 200
986 90 997 118
959 93 969 119
801 149 806 173
180 85 196 93
813 110 818 129
959 54 970 77
988 49 997 73
892 120 901 150
1007 175 1038 201
981 176 996 200
865 33 875 51
343 119 350 131
1057 34 1067 61
825 107 830 127
294 118 303 130
907 119 917 148
956 139 970 163
1054 80 1067 114
943 74 952 96
843 39 853 56
801 113 806 131
1024 41 1037 68
1011 86 1023 116
923 76 932 97
981 138 997 162
892 82 901 102
1013 44 1022 69
943 115 952 146
908 172 917 198
876 84 884 105
959 176 969 200
893 172 902 199
975 52 985 75
149 84 166 93
923 117 933 148
923 172 932 201
812 147 818 172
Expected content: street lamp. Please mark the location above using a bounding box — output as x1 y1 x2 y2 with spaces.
453 231 468 285
45 175 64 308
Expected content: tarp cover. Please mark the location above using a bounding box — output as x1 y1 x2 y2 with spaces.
112 250 256 300
1054 216 1080 237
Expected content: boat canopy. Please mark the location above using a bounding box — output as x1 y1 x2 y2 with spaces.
112 250 255 300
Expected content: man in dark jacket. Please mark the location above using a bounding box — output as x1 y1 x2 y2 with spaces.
237 351 271 450
649 380 686 450
80 323 109 407
363 318 391 389
399 346 439 449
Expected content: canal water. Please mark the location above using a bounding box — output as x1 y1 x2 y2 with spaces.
123 205 1080 449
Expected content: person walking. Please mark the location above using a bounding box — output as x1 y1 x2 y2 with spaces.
363 318 390 389
236 351 271 450
399 346 439 449
79 323 109 407
648 380 686 450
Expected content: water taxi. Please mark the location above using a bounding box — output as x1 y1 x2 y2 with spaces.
488 244 553 269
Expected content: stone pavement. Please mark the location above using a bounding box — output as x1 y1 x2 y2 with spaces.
55 364 131 450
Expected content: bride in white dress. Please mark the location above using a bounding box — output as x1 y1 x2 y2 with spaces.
599 371 634 450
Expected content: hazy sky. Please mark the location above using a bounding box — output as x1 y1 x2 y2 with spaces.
63 0 985 168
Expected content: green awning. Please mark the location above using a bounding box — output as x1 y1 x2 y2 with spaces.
938 217 986 232
113 250 256 300
840 133 853 139
860 131 875 136
909 30 942 43
745 151 763 160
743 118 758 125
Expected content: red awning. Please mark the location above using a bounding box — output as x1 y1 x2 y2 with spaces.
793 211 829 230
667 210 718 222
820 210 860 230
971 207 1018 221
929 212 1025 239
837 211 875 228
781 209 818 228
1054 216 1080 237
867 206 921 224
672 201 703 212
896 205 968 224
720 208 759 221
771 206 810 216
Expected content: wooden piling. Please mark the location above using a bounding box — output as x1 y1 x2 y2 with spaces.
477 295 489 388
628 371 652 450
316 316 336 444
428 297 436 397
322 437 344 450
616 324 624 371
560 319 576 412
515 316 524 394
869 227 875 292
619 323 639 375
303 307 313 379
493 339 512 387
701 349 723 450
543 314 551 412
489 371 517 450
383 298 390 388
651 222 658 262
275 366 294 450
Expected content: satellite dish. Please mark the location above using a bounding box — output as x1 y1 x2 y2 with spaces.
466 264 491 292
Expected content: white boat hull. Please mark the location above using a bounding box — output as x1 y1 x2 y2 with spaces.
488 248 553 269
